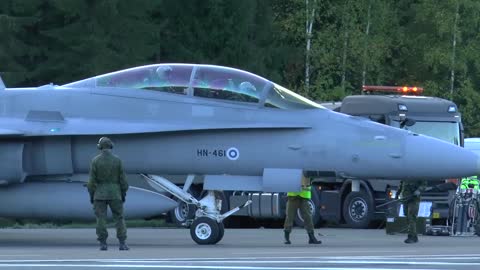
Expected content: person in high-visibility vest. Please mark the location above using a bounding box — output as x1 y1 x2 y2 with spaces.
470 176 480 235
460 177 469 189
460 176 479 190
283 176 321 244
459 176 480 235
472 176 480 190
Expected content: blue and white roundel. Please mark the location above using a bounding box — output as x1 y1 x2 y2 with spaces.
227 147 239 160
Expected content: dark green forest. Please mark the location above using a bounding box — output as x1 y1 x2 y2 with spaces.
1 0 480 136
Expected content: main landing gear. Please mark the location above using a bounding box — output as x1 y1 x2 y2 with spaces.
140 174 251 245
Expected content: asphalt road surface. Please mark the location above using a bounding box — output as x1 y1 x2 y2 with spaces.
0 227 478 269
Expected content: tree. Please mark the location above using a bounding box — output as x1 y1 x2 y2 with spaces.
0 0 46 86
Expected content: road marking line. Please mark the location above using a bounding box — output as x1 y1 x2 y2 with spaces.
90 260 480 266
0 264 446 270
233 250 405 255
0 255 479 262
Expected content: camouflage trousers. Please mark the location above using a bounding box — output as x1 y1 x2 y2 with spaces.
403 197 420 238
283 196 314 233
93 200 127 242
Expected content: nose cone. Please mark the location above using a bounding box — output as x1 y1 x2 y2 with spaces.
404 133 480 179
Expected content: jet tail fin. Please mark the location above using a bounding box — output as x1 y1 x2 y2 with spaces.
0 75 5 90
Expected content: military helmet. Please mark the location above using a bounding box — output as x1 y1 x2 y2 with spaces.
97 137 114 150
239 81 256 93
156 65 172 80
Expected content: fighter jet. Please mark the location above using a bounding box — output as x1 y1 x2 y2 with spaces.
0 63 478 244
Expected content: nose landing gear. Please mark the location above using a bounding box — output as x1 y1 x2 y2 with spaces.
140 174 251 245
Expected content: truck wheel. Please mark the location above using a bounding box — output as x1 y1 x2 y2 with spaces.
294 190 321 228
190 217 221 245
342 191 373 229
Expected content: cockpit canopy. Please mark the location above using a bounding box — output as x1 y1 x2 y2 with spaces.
63 64 323 110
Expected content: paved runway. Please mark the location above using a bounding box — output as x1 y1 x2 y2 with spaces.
0 227 478 269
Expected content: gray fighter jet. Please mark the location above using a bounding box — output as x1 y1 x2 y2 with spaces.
0 63 478 244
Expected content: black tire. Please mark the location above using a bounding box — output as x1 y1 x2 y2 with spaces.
294 190 321 228
169 199 196 227
342 191 373 229
213 222 225 244
190 217 220 245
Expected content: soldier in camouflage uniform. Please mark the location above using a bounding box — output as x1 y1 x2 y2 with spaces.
87 137 129 251
399 179 426 244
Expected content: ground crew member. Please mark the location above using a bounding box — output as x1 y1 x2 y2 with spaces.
399 179 426 244
283 176 321 245
460 176 479 190
470 176 479 192
87 137 129 251
460 177 469 189
460 176 480 234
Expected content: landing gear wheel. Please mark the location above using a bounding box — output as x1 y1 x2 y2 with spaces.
170 200 196 227
213 222 225 244
190 217 220 245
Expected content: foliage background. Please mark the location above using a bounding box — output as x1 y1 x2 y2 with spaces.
1 0 479 136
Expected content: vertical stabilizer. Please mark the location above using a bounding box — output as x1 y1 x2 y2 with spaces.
0 76 4 90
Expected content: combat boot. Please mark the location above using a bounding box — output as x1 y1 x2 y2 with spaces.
404 235 418 244
119 240 129 250
284 230 291 245
99 241 108 251
308 232 321 244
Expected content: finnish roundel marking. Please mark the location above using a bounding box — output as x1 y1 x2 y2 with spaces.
227 147 239 160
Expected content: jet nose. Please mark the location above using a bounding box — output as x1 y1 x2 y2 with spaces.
404 133 480 179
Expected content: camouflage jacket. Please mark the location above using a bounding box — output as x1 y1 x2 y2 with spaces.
87 150 129 200
399 180 427 199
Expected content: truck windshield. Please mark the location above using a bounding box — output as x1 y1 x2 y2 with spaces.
394 121 461 145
